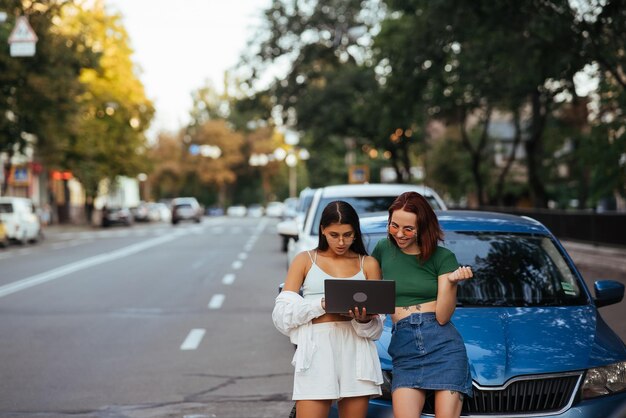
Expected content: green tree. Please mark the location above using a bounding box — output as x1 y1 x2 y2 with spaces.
0 0 98 194
238 0 385 185
59 1 154 220
374 0 588 207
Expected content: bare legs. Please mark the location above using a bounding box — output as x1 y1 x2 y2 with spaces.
392 388 426 418
295 400 332 418
392 388 463 418
295 396 370 418
337 396 370 418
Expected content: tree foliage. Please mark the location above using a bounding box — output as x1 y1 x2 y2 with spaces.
237 0 385 185
0 0 98 193
60 2 154 199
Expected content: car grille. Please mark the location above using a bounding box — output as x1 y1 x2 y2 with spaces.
383 371 582 416
462 373 582 415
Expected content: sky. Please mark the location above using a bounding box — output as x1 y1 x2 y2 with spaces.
105 0 271 139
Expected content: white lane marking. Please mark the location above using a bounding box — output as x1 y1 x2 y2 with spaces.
191 260 204 270
238 252 247 260
208 294 225 309
244 244 253 252
255 218 269 232
232 260 243 270
180 329 206 350
0 232 184 299
222 274 235 285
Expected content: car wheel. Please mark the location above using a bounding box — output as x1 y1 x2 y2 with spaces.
288 404 296 418
281 236 288 252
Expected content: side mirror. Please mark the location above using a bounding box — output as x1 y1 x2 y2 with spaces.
594 280 624 308
277 219 299 239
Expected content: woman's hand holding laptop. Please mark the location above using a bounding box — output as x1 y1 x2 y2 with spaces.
348 306 377 323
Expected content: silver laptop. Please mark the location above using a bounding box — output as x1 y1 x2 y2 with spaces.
324 279 396 314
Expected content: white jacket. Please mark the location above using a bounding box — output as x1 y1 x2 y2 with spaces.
272 290 384 384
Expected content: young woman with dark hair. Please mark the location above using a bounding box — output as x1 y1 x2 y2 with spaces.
371 191 474 418
273 200 384 418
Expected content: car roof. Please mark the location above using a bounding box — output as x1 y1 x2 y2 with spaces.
318 183 440 198
360 210 550 235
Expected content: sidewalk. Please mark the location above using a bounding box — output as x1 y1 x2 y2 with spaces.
42 223 97 235
561 240 626 275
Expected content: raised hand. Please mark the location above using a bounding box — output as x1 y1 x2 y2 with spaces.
448 266 473 284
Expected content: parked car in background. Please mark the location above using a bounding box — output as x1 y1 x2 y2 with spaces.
101 206 134 227
171 197 203 224
247 204 264 218
325 211 626 418
0 196 42 243
282 197 299 220
265 201 285 218
226 205 247 217
206 206 224 216
276 187 316 253
284 183 447 265
145 202 171 222
131 201 151 222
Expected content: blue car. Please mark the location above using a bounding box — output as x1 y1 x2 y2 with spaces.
326 210 626 418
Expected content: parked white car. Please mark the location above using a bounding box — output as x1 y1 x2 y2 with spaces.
265 201 285 218
277 187 316 252
226 205 247 217
284 184 447 266
0 196 42 244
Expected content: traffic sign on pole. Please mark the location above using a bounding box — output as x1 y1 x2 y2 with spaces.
8 16 38 57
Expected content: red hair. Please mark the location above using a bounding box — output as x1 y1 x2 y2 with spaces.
387 191 443 261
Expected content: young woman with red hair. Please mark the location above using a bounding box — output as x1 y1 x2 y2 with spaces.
372 191 474 418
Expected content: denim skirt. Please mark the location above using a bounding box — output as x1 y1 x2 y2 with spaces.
388 312 473 396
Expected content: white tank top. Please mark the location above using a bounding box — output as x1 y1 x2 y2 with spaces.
301 250 366 301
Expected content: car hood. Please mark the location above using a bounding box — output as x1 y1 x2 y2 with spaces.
376 307 626 386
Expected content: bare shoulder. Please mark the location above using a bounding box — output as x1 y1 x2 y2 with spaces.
293 250 313 265
364 255 380 268
283 251 313 292
363 255 382 280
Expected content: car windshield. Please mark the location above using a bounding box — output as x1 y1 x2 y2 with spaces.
297 192 314 214
364 231 587 307
310 195 441 236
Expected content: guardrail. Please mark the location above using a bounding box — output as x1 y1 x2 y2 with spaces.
465 207 626 247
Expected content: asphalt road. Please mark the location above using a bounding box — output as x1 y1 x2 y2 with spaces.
0 218 623 418
0 217 295 418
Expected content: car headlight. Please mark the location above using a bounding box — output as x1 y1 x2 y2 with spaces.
582 361 626 399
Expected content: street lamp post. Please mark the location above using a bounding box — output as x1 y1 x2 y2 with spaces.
285 153 298 198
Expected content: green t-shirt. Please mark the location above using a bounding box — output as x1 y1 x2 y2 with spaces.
372 238 459 307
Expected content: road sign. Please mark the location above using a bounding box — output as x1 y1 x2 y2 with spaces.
349 165 370 184
8 16 38 57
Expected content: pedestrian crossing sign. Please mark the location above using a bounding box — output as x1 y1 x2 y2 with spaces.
8 16 38 57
